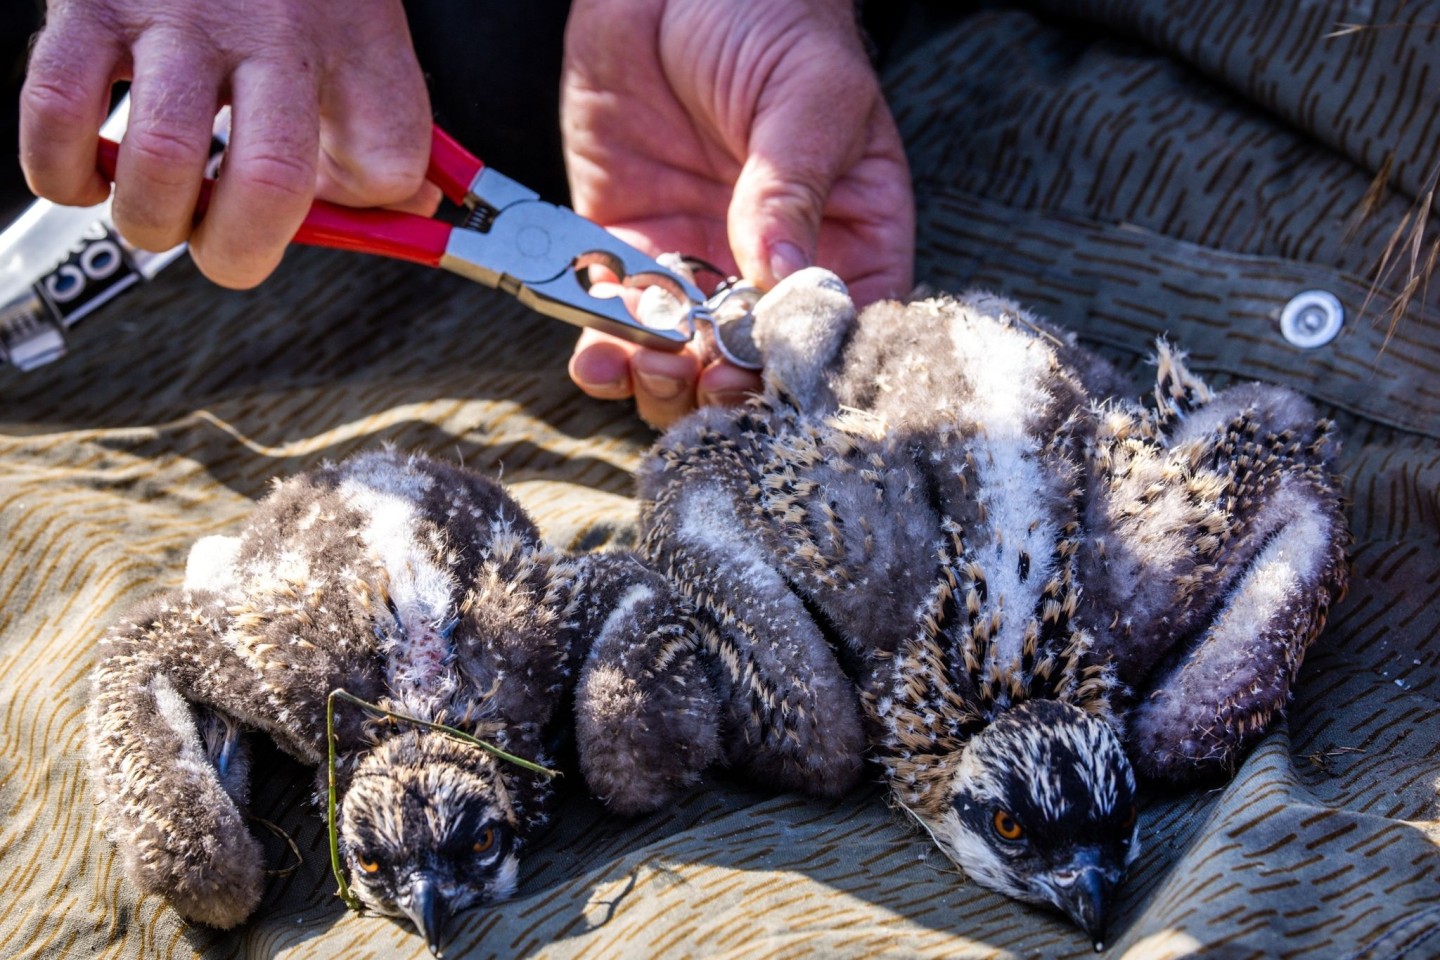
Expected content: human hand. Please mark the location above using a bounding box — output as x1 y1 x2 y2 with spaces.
20 0 433 289
562 0 914 428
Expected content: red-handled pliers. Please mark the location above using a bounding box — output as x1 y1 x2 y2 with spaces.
95 125 757 363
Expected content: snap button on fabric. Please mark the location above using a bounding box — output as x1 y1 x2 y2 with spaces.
1280 290 1344 348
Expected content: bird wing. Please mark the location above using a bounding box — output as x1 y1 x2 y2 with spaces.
89 591 267 929
1081 343 1350 782
639 417 868 798
572 551 724 815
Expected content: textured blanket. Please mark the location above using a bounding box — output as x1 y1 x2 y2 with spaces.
4 3 1440 957
3 241 1437 959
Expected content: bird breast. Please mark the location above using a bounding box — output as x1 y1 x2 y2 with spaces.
336 472 463 719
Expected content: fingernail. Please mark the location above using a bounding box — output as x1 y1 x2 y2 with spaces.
768 241 810 283
635 371 685 401
571 354 627 392
706 390 754 408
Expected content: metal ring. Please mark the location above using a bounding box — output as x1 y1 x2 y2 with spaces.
1279 290 1344 349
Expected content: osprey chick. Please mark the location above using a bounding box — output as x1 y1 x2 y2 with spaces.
89 451 720 955
639 269 1348 946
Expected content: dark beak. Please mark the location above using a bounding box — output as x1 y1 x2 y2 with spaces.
401 874 452 957
1041 848 1118 951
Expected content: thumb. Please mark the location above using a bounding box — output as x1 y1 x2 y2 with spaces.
727 57 877 289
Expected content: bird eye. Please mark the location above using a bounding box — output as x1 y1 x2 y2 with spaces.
992 810 1025 842
358 855 381 874
1121 802 1138 832
473 827 496 855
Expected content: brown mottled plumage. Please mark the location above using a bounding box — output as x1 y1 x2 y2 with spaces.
88 450 719 955
638 269 1348 946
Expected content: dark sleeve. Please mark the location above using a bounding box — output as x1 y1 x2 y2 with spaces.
406 0 573 204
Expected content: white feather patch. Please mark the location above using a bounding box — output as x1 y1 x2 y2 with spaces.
184 535 241 595
944 310 1064 666
339 461 459 716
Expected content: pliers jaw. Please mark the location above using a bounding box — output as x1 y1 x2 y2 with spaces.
443 167 760 366
440 168 705 352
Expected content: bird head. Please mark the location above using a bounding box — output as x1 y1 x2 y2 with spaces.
338 729 520 956
925 700 1139 950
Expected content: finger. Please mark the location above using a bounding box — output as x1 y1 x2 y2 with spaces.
631 344 702 429
381 181 443 217
569 329 636 401
188 56 320 289
19 14 124 206
697 360 763 409
811 104 916 306
315 11 431 207
109 29 224 251
727 50 877 289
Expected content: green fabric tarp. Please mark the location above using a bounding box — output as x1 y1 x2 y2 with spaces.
3 3 1439 957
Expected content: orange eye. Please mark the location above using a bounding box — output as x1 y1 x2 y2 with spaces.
1121 803 1138 832
473 828 496 855
992 810 1024 842
358 856 380 874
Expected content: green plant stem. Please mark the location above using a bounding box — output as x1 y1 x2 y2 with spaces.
327 691 363 911
330 689 559 775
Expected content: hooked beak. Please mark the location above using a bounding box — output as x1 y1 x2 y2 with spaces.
399 874 452 957
1037 848 1119 951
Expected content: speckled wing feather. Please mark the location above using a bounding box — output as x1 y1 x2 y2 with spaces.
639 420 868 797
89 592 273 927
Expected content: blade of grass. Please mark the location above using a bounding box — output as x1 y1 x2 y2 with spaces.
327 690 362 911
329 689 559 776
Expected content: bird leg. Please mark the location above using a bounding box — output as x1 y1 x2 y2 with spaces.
747 266 857 413
196 705 251 806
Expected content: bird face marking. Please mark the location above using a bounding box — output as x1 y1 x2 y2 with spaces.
926 700 1138 949
339 731 520 956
